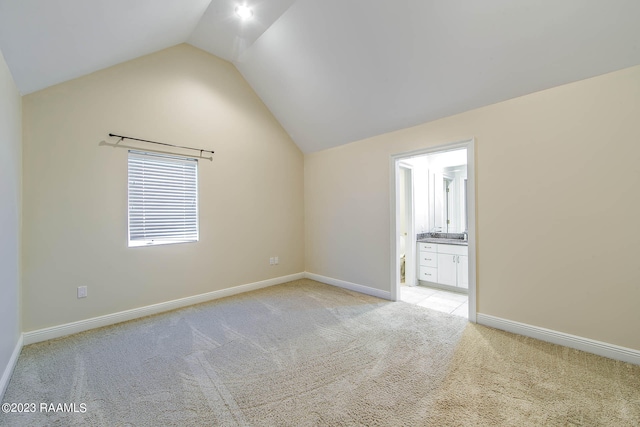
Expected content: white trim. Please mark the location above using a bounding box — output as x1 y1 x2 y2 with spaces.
398 162 416 287
477 313 640 365
304 272 392 300
1 334 23 401
389 155 401 300
390 139 477 321
465 140 477 323
23 273 305 345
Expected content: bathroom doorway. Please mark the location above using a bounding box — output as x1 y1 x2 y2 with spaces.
390 139 477 322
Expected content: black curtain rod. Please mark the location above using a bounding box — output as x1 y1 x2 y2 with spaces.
109 133 214 156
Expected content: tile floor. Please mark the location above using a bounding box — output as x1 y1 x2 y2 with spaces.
401 284 468 318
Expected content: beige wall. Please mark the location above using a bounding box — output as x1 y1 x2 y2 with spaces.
22 44 304 332
305 65 640 350
0 48 22 385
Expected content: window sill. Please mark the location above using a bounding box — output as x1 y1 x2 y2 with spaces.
128 239 198 248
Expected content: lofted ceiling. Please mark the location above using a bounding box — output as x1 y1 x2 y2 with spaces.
1 0 640 153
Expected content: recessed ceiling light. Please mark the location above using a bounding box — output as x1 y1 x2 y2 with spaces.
235 5 253 20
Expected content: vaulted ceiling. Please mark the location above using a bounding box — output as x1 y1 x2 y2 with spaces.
1 0 639 152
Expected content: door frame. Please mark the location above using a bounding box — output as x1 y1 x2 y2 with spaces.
389 138 477 323
398 162 416 287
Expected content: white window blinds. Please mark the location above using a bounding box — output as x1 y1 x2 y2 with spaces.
128 151 198 247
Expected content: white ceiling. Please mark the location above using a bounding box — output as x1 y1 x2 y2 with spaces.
0 0 212 94
188 0 296 62
1 0 640 153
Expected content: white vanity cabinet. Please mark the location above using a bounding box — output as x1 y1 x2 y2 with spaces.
437 244 468 289
418 242 468 290
417 243 438 282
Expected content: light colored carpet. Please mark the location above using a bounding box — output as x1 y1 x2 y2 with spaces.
429 325 640 426
1 279 638 426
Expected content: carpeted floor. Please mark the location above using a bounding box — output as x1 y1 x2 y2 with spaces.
429 325 640 426
1 279 639 426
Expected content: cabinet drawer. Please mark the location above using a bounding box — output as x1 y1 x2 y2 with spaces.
418 252 437 267
437 244 468 256
419 266 438 282
418 242 437 252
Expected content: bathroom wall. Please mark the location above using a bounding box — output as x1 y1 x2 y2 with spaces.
405 151 467 235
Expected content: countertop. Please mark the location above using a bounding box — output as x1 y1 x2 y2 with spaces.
417 238 468 246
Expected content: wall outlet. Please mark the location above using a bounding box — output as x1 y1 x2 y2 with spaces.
77 286 87 299
269 257 275 265
274 256 279 265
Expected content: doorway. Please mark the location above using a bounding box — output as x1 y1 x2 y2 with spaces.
390 139 477 322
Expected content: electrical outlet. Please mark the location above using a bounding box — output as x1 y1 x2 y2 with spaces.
269 257 274 265
77 286 87 299
274 256 279 265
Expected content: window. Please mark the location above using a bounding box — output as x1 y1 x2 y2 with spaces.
128 151 198 247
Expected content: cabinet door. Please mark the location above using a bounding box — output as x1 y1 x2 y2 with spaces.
437 253 457 286
457 255 468 289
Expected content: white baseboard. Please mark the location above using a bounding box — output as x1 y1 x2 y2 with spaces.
304 272 392 301
477 313 640 365
1 334 23 401
23 273 305 345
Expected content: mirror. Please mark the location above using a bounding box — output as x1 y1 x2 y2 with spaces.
403 148 468 235
439 165 467 233
427 150 467 234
